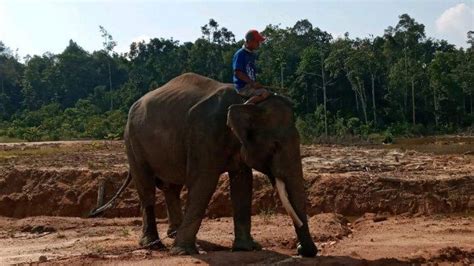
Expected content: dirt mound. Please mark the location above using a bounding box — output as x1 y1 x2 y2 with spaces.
308 213 351 242
0 168 138 218
0 167 473 218
430 246 474 263
0 141 473 218
306 174 474 216
20 224 57 234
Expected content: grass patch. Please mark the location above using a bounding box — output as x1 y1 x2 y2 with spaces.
0 136 24 143
259 206 276 224
120 228 131 237
0 145 86 161
91 244 104 254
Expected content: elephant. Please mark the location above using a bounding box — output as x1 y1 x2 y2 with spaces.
89 72 317 257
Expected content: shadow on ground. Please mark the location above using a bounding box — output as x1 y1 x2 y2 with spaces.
190 240 410 265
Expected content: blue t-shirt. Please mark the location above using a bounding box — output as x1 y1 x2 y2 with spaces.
232 47 257 91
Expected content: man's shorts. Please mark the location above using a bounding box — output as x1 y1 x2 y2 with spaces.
236 84 268 98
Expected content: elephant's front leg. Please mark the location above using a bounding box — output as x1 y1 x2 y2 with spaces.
229 165 262 251
170 174 219 255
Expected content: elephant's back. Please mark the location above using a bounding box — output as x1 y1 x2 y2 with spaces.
136 72 232 126
146 72 229 109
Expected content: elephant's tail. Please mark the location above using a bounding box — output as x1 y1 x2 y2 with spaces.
88 171 132 218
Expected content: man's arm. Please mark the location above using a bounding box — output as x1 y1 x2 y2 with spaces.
234 70 263 88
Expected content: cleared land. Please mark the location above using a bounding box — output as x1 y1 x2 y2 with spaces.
0 139 472 264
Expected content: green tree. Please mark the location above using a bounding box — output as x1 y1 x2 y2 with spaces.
21 53 58 110
428 51 463 127
326 36 372 125
2 15 474 141
384 14 427 125
187 19 237 81
0 42 24 119
294 35 333 136
361 37 386 125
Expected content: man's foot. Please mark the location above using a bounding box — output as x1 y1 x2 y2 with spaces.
244 97 257 104
244 96 264 104
244 91 271 104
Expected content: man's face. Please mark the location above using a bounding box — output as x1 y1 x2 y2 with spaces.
246 40 262 50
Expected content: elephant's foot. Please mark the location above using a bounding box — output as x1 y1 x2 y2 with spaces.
297 242 318 257
170 244 199 255
232 238 262 251
139 234 166 250
167 227 178 239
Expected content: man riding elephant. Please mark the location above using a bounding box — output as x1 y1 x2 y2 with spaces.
232 29 271 104
90 72 317 257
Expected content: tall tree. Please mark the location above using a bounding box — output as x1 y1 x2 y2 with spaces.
21 53 58 110
99 26 117 110
384 14 426 124
428 51 463 127
294 43 333 136
326 36 371 125
360 37 385 125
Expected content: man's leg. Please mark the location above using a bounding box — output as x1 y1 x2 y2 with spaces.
244 89 270 104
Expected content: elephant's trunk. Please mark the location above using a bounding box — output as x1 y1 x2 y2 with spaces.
275 178 303 228
268 133 317 256
275 170 317 257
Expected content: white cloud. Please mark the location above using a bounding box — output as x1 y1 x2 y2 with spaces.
436 3 473 35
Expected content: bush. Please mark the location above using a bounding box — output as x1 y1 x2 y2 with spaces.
382 130 394 144
386 122 430 137
296 106 326 143
295 106 378 143
22 127 42 142
0 99 129 141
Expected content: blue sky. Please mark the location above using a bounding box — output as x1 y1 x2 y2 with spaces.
0 0 473 58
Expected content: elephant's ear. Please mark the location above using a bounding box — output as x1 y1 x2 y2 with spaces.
227 104 262 146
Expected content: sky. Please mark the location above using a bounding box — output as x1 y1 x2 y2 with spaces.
0 0 473 58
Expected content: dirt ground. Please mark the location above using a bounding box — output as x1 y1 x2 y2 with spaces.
0 139 473 265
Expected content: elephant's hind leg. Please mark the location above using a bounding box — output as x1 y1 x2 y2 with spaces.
128 151 165 250
161 183 183 238
170 174 219 255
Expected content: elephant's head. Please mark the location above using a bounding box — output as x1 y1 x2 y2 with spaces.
226 95 317 257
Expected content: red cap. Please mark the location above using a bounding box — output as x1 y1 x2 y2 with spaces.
245 30 265 43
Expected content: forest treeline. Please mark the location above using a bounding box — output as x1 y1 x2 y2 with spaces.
0 14 473 142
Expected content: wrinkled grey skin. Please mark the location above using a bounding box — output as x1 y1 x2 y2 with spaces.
124 73 316 256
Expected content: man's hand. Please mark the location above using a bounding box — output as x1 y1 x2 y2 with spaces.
235 70 269 91
235 70 264 89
